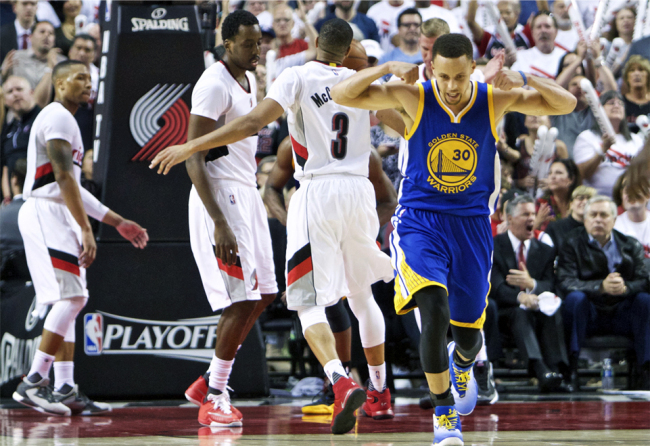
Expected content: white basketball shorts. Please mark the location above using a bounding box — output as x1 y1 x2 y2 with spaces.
189 183 278 311
18 198 89 305
285 174 394 309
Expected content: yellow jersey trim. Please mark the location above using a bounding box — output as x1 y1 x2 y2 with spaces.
487 84 499 142
432 81 477 124
395 280 448 315
450 285 490 329
405 83 425 140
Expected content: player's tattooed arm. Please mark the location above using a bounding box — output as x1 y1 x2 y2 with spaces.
368 148 397 226
263 136 293 226
47 139 96 267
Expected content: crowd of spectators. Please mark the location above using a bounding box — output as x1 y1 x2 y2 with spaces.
1 0 649 391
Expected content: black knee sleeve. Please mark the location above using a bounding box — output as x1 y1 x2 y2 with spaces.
325 299 351 333
450 325 482 364
414 286 450 374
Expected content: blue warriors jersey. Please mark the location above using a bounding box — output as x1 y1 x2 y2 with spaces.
399 80 501 216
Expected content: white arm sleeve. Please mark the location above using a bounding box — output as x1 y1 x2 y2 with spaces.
79 186 109 221
265 68 301 111
190 69 230 121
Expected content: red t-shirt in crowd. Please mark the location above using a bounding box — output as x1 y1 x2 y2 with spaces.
279 39 308 58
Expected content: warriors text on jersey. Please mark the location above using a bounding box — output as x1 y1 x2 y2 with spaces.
399 80 500 216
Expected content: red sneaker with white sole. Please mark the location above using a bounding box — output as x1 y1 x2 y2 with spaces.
198 392 242 427
186 376 242 420
361 388 394 420
331 377 366 434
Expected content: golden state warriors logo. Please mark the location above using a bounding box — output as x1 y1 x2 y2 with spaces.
426 133 478 193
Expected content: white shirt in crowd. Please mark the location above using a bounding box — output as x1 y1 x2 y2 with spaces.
418 4 461 33
511 46 567 79
614 212 650 259
366 0 415 53
573 130 643 197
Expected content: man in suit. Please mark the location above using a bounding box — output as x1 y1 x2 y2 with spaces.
491 194 569 392
558 195 650 390
0 1 37 65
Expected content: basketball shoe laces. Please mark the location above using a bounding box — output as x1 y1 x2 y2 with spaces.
437 410 459 430
207 392 233 415
453 365 471 396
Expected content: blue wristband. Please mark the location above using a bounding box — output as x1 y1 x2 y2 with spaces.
518 71 527 87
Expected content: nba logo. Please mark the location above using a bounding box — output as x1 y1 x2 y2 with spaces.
229 194 236 205
84 313 103 355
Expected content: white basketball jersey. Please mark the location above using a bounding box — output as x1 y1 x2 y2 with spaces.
23 102 84 200
191 61 258 188
266 61 371 181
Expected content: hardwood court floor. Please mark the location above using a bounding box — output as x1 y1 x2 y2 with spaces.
2 401 650 445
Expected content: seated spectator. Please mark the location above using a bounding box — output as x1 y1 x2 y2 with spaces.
0 158 29 283
1 75 40 203
467 0 532 65
574 91 644 197
245 0 273 30
613 174 650 265
622 56 650 133
266 4 317 89
491 194 569 392
535 159 580 231
414 0 460 34
555 40 616 93
513 115 568 194
315 1 379 42
511 11 566 80
551 75 593 157
546 0 578 53
546 185 597 250
379 8 422 66
559 195 650 390
52 0 82 57
0 0 37 64
366 0 413 53
0 20 63 90
603 6 635 77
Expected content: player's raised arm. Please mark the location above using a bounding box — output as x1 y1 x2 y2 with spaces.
491 69 577 121
330 62 420 120
150 98 285 175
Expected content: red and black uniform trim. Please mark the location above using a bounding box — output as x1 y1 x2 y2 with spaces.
48 248 80 276
290 135 308 168
214 247 244 280
287 243 313 286
32 163 56 190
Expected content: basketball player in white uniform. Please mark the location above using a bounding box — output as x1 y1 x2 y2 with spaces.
151 19 406 435
175 10 278 428
13 60 148 416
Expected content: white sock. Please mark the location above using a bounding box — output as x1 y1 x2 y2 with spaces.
476 330 488 362
28 350 55 382
208 356 234 393
368 363 386 392
323 359 347 384
54 361 75 391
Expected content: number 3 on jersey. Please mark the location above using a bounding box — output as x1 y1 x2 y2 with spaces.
331 113 349 160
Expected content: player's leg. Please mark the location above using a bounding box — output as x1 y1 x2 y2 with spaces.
297 305 366 435
347 288 394 420
303 299 351 415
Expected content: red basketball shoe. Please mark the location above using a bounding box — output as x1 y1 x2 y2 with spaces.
361 388 394 420
198 392 242 427
331 377 366 434
187 376 242 419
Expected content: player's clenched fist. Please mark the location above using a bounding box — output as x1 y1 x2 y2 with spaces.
388 61 419 85
492 69 526 91
150 143 194 175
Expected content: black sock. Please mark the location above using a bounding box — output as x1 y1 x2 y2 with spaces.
453 350 474 369
342 361 351 374
430 387 455 407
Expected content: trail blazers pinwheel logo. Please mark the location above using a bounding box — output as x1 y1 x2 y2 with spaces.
130 83 191 162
